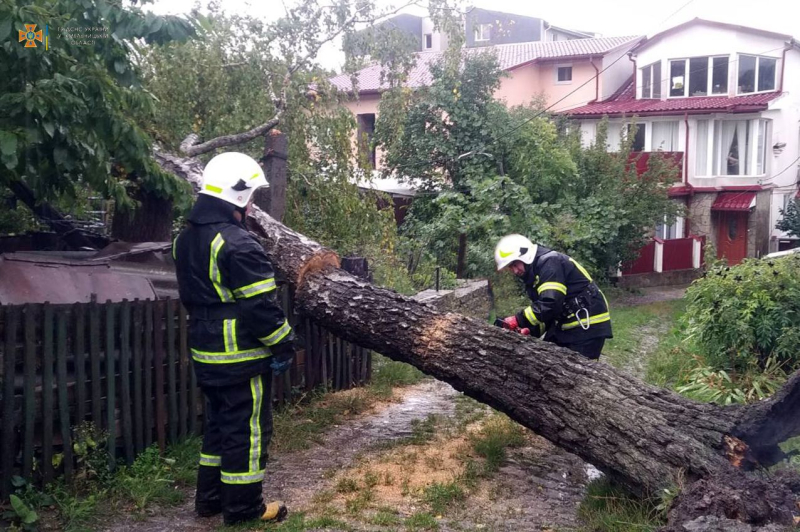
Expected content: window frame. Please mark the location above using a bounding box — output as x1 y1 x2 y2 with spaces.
737 54 778 95
474 23 491 42
640 61 662 99
656 215 684 240
667 55 730 98
694 117 770 178
555 64 573 84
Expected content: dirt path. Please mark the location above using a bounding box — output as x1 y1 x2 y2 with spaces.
103 380 594 531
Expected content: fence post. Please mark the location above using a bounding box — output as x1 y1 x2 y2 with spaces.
166 299 178 444
132 300 145 454
120 300 134 465
1 306 19 498
56 310 73 482
654 239 664 273
74 304 87 426
105 301 116 470
153 301 167 453
22 304 35 480
42 303 55 485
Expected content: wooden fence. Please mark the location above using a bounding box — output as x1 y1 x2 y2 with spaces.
0 285 371 498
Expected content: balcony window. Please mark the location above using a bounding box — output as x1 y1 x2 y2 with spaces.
738 54 777 94
695 118 769 177
640 61 661 99
474 23 491 42
627 124 646 151
669 56 729 97
652 121 679 151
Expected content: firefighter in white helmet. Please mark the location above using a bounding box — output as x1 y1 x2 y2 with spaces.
494 234 612 360
173 152 291 524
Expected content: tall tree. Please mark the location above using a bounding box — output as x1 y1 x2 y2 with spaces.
0 0 199 243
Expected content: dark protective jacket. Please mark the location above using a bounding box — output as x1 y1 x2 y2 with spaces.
514 246 612 344
173 195 293 387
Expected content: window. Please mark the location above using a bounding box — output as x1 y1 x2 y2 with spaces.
712 57 728 94
556 65 572 83
641 61 661 99
652 121 679 151
696 118 769 177
738 55 777 94
627 123 646 151
656 216 683 240
424 33 432 49
669 56 728 97
670 59 686 97
474 23 490 42
356 113 376 169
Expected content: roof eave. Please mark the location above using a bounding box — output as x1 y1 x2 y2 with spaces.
567 104 771 119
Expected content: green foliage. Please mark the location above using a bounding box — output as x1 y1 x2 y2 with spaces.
578 478 663 532
421 482 465 514
675 356 787 405
683 254 800 371
404 511 439 530
7 495 39 530
0 0 197 210
776 197 800 238
379 49 679 278
468 414 526 474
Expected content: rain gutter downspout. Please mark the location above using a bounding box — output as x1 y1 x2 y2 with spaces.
590 57 600 102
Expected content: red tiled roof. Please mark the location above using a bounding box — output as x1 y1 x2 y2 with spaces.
329 36 641 94
711 192 757 212
567 77 782 117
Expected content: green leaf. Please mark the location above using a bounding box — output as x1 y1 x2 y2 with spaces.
10 494 38 525
114 60 126 74
53 147 68 166
0 17 11 42
43 122 55 138
0 131 17 156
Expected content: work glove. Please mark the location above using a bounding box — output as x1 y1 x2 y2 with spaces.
501 316 530 336
269 342 295 377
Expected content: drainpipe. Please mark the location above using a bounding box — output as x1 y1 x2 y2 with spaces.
779 41 792 93
682 113 692 237
628 51 637 87
590 57 600 102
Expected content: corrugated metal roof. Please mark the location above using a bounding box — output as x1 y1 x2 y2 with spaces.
329 36 642 93
0 253 159 305
567 77 782 117
711 192 757 212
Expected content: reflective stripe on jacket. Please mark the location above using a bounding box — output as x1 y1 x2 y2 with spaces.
174 195 293 386
515 246 612 344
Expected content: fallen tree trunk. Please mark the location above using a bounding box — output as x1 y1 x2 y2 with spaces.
246 207 800 530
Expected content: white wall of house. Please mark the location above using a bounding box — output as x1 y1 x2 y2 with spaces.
600 45 637 101
421 18 448 52
633 24 788 100
578 23 800 248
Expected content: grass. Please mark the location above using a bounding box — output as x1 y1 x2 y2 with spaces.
404 511 439 530
35 435 203 531
467 414 526 475
577 478 664 532
601 299 686 373
422 482 466 514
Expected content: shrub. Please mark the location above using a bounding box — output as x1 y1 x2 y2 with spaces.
682 254 800 372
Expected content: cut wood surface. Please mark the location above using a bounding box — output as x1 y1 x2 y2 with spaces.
245 205 800 530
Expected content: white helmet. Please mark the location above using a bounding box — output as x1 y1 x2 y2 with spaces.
199 152 268 208
494 234 538 271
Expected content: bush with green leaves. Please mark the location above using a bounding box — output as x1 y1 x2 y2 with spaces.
776 197 800 238
683 254 800 372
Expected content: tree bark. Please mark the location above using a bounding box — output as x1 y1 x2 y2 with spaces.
245 206 800 530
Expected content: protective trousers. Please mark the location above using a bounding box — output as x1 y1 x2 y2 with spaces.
195 372 273 524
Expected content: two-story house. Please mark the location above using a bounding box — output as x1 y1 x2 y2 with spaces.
348 8 593 56
566 19 800 279
331 35 641 171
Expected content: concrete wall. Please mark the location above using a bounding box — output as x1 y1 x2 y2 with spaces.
496 60 600 111
601 44 638 101
413 279 492 321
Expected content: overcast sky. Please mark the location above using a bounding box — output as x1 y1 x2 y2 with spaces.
151 0 800 71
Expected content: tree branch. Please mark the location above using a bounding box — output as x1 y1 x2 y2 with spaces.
179 115 282 157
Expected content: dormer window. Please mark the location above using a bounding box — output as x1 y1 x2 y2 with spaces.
641 61 662 99
474 23 491 42
738 55 777 94
669 56 728 97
